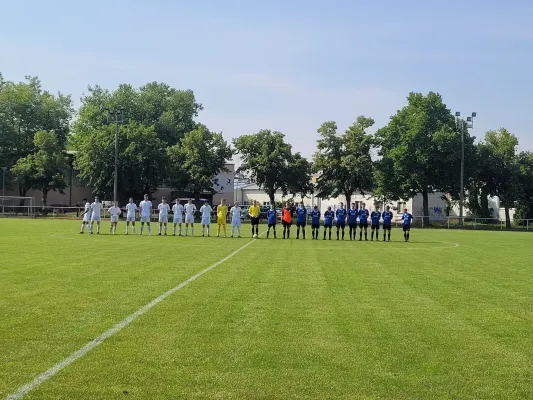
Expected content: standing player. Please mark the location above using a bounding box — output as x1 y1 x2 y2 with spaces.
184 199 196 236
282 202 292 239
230 201 242 238
382 206 393 241
358 203 369 241
125 197 137 235
200 200 213 237
139 194 153 236
399 208 413 242
370 206 382 241
158 197 171 236
347 203 359 241
310 205 320 240
335 202 347 240
266 204 277 239
248 200 261 238
323 206 334 240
89 196 103 235
172 200 184 236
295 202 308 239
79 198 91 234
108 201 122 234
216 199 228 237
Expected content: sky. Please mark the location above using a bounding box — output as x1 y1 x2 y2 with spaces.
2 0 533 160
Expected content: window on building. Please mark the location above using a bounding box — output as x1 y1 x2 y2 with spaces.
263 202 270 206
397 201 406 211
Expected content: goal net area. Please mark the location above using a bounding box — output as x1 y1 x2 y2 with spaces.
0 196 35 217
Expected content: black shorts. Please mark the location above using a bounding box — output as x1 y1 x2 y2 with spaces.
371 224 380 230
268 223 276 228
311 223 320 229
359 222 368 229
251 217 260 226
383 224 392 231
296 222 306 228
324 223 332 229
403 225 411 232
349 223 357 229
282 220 292 227
336 222 346 229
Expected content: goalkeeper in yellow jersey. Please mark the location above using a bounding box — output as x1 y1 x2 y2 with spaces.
216 198 229 237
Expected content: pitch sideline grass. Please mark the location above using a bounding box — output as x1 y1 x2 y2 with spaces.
1 219 532 399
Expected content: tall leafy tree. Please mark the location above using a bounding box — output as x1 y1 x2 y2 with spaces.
166 124 232 200
375 92 476 224
233 130 295 205
288 153 314 201
313 116 375 207
11 130 68 208
514 151 533 222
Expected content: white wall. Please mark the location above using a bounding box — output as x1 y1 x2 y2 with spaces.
411 192 450 218
212 164 235 205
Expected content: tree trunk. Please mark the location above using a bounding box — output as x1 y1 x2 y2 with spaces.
18 186 28 206
268 191 275 206
42 189 48 211
480 187 490 219
422 187 430 226
504 206 511 228
194 190 200 201
345 193 351 209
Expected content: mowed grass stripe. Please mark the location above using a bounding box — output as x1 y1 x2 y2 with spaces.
19 228 533 399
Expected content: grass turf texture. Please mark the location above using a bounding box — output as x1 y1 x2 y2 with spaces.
1 219 532 399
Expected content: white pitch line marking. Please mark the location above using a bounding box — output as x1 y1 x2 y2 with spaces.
6 237 261 400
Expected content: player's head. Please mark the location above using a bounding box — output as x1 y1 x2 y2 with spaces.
351 202 356 209
129 197 133 203
255 200 259 206
114 201 118 206
340 202 344 208
162 197 167 203
270 203 275 209
82 198 87 204
327 206 332 211
403 208 408 213
314 205 318 210
144 194 148 200
204 200 209 205
300 201 304 207
234 201 239 207
94 196 99 202
386 205 390 211
284 202 289 208
362 202 366 209
374 205 379 211
188 199 192 204
221 198 226 205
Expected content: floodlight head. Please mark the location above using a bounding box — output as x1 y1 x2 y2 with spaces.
467 117 472 122
455 112 461 117
471 112 477 117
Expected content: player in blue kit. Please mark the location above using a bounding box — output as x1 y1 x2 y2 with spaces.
399 208 413 242
358 203 369 241
295 202 307 240
323 206 334 240
266 204 277 239
310 205 321 240
335 202 347 240
382 206 393 241
347 203 359 241
370 206 381 241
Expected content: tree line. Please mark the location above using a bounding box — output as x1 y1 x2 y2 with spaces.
1 74 532 226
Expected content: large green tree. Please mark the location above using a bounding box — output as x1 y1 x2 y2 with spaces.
288 153 314 201
233 130 296 205
166 124 232 200
11 130 68 209
74 122 167 200
313 117 375 207
514 151 533 222
375 92 476 224
0 74 73 192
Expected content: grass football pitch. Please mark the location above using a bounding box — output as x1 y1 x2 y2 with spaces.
1 219 532 399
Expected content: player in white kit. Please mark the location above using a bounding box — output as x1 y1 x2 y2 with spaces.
199 200 213 237
125 197 137 234
89 196 104 235
79 198 91 234
184 199 196 236
172 200 184 236
139 194 153 236
230 201 242 238
107 201 122 234
158 197 171 235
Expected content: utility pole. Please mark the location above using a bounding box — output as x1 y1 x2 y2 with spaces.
105 108 125 204
1 166 7 216
455 111 477 225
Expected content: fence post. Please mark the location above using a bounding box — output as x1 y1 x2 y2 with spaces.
527 220 529 231
474 218 477 229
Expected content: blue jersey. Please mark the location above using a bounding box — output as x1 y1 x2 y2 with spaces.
347 209 358 224
267 209 277 225
336 208 347 223
296 207 307 223
324 210 334 225
359 209 369 223
382 211 393 225
310 210 321 225
402 213 413 226
371 211 381 225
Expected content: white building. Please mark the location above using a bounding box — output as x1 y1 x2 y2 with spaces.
234 183 319 207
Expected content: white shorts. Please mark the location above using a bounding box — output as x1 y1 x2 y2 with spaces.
185 215 194 224
140 215 151 223
232 218 241 227
159 215 168 223
201 216 211 225
91 216 101 223
173 216 183 224
126 215 136 222
110 215 119 223
83 214 90 222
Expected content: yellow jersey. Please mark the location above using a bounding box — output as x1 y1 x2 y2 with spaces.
249 205 261 218
217 204 228 218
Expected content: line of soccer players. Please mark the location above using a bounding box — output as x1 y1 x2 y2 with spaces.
79 196 414 242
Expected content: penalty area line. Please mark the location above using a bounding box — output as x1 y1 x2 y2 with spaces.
5 236 262 400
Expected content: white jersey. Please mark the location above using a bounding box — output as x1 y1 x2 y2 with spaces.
185 203 196 217
125 202 137 217
200 205 212 218
108 206 122 217
158 203 170 218
172 204 183 215
83 203 91 221
230 206 242 219
139 200 153 217
91 202 103 218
